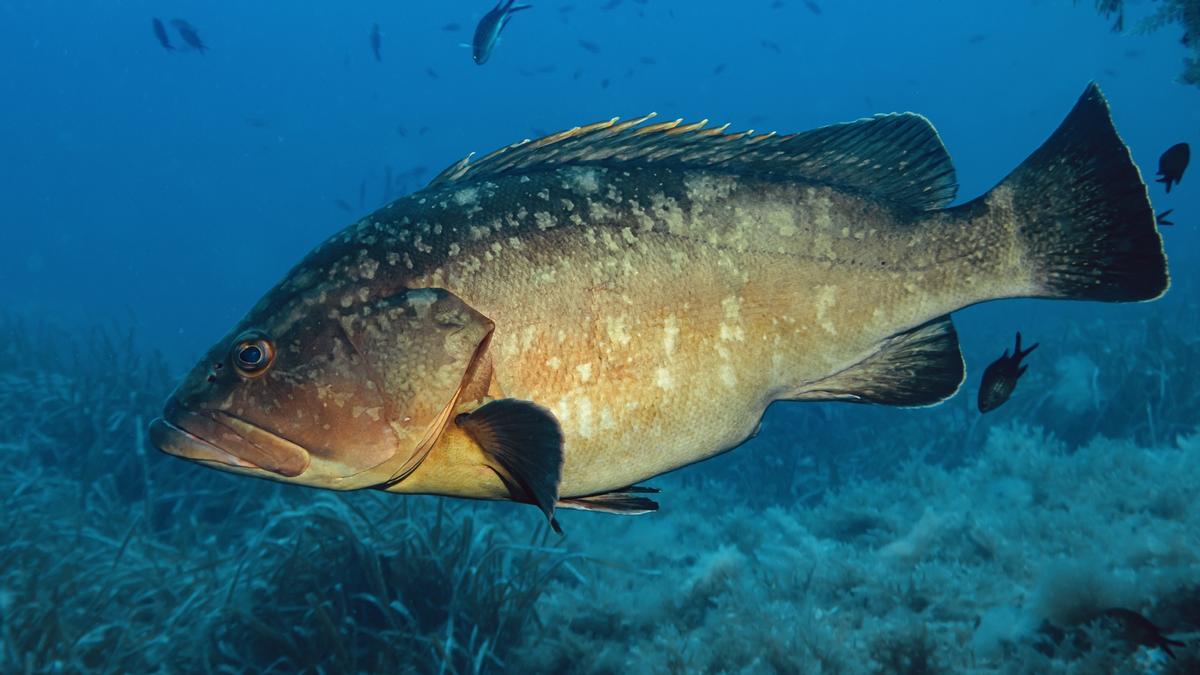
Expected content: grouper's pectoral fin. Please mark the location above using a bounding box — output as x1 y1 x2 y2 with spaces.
455 398 565 533
790 315 965 407
558 485 660 515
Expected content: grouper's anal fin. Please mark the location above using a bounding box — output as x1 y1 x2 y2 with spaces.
456 398 566 533
790 315 965 407
426 111 958 211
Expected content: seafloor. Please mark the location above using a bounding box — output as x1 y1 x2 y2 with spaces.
2 306 1197 674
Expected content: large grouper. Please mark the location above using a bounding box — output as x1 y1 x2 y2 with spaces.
150 84 1168 531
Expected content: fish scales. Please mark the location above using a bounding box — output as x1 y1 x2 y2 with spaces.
291 165 1036 495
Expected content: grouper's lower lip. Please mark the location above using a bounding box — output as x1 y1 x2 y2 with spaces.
149 401 311 478
149 417 258 470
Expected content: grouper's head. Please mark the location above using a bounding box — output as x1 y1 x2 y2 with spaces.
149 253 495 490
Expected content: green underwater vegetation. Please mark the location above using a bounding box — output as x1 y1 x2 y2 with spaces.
2 304 1198 673
0 317 571 673
1088 0 1200 86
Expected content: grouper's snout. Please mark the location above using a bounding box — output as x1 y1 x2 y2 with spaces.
149 397 311 478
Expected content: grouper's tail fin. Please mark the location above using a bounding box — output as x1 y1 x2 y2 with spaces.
995 83 1168 302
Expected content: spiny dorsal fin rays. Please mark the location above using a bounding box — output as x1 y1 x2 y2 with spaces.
603 112 658 136
695 122 731 137
428 152 476 185
666 119 709 135
425 110 959 210
631 118 684 136
426 113 667 188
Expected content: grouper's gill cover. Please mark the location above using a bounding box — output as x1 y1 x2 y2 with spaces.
157 261 493 489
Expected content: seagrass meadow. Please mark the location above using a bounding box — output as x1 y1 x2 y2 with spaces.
4 1 1200 673
2 297 1199 673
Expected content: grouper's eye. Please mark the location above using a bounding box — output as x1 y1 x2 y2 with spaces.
231 332 275 377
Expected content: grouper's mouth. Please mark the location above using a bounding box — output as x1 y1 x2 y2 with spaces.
149 398 311 477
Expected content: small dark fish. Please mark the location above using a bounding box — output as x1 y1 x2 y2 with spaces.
578 39 601 54
243 117 271 128
600 77 610 89
713 63 727 75
396 124 408 137
802 0 822 14
334 199 353 213
639 56 656 65
370 23 382 62
473 0 532 65
601 0 622 9
1156 209 1174 226
418 126 429 136
967 33 988 45
170 19 207 54
152 18 174 51
978 332 1037 413
1096 608 1186 660
426 67 440 79
770 1 785 9
442 22 462 32
1156 142 1189 193
760 40 782 54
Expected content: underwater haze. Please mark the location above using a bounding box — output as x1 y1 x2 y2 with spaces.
3 0 1200 673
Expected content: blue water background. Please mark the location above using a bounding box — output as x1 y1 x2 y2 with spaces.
1 0 1196 382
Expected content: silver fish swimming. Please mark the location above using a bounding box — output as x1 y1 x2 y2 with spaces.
150 84 1168 531
472 0 531 65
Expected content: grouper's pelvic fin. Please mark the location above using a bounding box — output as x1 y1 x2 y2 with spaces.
428 110 958 210
790 315 964 407
455 398 565 533
558 485 661 515
969 82 1169 302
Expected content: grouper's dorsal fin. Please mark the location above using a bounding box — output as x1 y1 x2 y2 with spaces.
426 112 958 211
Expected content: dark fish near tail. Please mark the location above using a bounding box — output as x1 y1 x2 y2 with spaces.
473 0 532 65
152 18 173 51
978 333 1037 413
1156 142 1189 193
